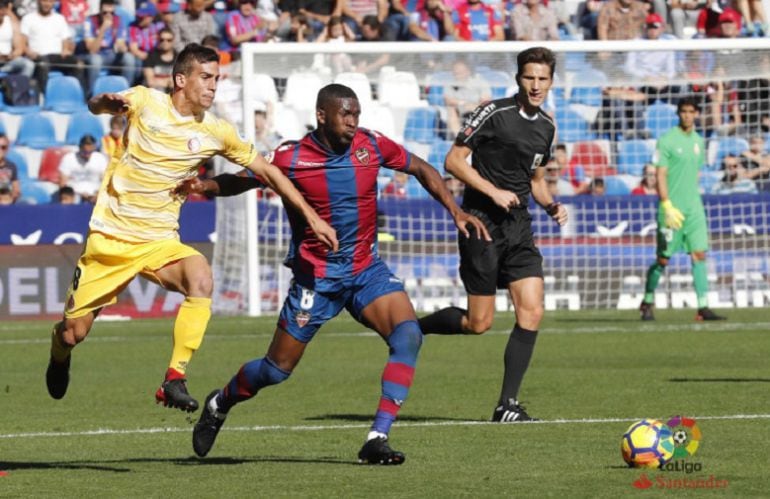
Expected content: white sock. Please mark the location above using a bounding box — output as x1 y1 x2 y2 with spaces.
367 431 387 442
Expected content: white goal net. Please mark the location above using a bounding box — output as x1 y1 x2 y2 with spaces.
212 40 770 315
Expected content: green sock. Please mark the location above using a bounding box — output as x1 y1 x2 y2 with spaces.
644 262 665 303
692 260 709 308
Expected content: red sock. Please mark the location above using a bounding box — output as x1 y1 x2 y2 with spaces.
164 367 185 381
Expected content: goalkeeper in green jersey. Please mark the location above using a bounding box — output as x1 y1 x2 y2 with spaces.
639 98 726 322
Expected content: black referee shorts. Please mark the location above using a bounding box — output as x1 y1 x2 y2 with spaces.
458 208 543 296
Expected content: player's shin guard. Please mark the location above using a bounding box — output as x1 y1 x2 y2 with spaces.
219 357 291 412
50 322 72 363
643 262 666 304
169 297 212 376
692 260 709 308
371 320 422 437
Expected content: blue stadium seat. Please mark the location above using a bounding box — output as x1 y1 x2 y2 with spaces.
44 76 87 113
403 107 439 144
644 101 678 139
92 75 130 96
427 140 452 173
65 111 106 146
115 6 135 27
555 107 596 142
19 180 52 204
0 115 4 133
478 70 512 99
712 137 750 171
426 71 452 106
5 148 30 180
603 175 631 195
570 68 607 107
617 139 654 176
15 114 61 149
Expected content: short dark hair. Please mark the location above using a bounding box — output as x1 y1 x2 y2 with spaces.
58 186 75 197
100 0 117 7
0 0 12 9
362 15 381 30
677 97 700 113
201 35 221 49
79 134 97 147
555 143 567 152
316 84 358 110
516 46 556 80
172 43 219 82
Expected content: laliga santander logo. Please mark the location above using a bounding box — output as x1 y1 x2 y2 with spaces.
666 415 702 460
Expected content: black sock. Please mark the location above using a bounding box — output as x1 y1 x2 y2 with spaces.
418 307 466 335
498 324 538 406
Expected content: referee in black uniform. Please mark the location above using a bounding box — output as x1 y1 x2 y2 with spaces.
419 47 568 422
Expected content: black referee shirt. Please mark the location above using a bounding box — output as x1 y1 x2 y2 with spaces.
456 95 555 214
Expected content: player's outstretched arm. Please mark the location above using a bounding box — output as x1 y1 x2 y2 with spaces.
445 143 522 210
88 93 130 115
172 173 262 198
409 154 490 241
247 154 339 252
531 167 567 226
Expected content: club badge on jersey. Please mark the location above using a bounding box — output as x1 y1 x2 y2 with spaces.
355 148 370 165
296 311 311 328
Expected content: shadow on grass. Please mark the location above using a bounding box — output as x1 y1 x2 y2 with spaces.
551 317 638 324
304 413 470 422
669 377 770 383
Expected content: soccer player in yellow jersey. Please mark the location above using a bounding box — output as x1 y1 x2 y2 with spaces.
45 43 338 412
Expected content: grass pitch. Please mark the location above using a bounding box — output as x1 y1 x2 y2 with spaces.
1 308 769 498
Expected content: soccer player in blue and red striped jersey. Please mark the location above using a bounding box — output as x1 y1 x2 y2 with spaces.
183 83 489 464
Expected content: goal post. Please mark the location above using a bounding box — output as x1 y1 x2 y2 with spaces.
211 40 770 316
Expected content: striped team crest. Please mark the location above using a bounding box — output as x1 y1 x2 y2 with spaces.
355 147 370 165
296 311 311 328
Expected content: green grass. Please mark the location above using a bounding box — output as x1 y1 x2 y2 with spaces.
2 309 769 498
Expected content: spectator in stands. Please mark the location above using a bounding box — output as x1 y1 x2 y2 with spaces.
0 185 14 204
353 16 392 74
341 0 381 39
129 2 164 65
315 13 356 41
623 13 677 103
669 0 701 39
58 134 108 204
299 0 338 39
510 0 559 41
697 4 739 38
0 0 34 78
256 0 283 36
717 7 742 37
381 171 409 198
579 0 603 39
597 0 647 40
734 0 767 35
225 0 269 57
711 154 758 194
544 159 574 195
555 143 591 194
159 2 181 28
408 0 456 41
452 0 504 41
102 114 126 159
84 0 138 90
379 0 414 41
55 185 77 204
444 58 492 138
631 163 657 195
202 34 232 69
59 0 90 50
0 133 20 203
279 13 312 41
734 53 769 134
21 0 85 90
741 135 770 190
596 86 646 139
589 176 606 195
143 27 176 90
253 101 283 155
170 0 218 53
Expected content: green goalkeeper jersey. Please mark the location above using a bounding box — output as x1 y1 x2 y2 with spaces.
654 126 706 216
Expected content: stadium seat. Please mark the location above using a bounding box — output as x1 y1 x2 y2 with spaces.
569 140 614 178
427 140 452 172
333 72 373 105
5 148 30 180
617 139 654 176
37 146 69 184
555 106 596 142
251 73 279 104
272 102 305 141
602 175 631 195
359 103 397 139
19 180 52 204
711 136 750 171
478 70 512 99
92 75 130 96
426 71 452 106
65 112 106 146
379 71 422 107
15 114 61 149
644 101 678 139
44 76 87 113
403 107 439 144
284 71 324 111
569 68 607 107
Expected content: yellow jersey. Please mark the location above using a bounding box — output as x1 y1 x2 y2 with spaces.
90 86 257 242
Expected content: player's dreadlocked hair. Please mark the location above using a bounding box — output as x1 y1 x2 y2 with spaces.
316 84 359 110
172 43 220 87
515 46 556 81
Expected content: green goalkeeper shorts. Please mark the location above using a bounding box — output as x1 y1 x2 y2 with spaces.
656 210 709 258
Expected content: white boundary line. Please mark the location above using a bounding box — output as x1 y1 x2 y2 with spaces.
3 414 770 440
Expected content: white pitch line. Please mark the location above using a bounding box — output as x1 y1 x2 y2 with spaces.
3 414 770 440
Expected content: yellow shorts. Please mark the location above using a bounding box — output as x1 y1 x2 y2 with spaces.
64 231 202 319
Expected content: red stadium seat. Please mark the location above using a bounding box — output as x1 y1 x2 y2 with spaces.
569 140 615 178
38 146 69 184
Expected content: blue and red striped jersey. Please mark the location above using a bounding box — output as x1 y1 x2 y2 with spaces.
270 128 411 279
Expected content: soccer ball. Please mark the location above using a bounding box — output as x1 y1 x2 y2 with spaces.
621 419 675 469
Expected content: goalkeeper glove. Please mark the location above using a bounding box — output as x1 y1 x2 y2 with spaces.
661 199 684 230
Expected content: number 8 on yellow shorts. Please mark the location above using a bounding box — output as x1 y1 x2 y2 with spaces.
64 231 202 319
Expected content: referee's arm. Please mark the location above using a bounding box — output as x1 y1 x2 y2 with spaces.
445 143 522 210
531 167 568 226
